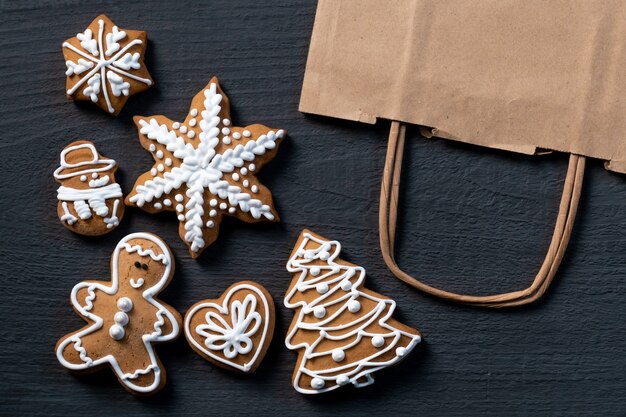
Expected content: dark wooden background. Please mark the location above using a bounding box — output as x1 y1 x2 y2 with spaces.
1 1 625 415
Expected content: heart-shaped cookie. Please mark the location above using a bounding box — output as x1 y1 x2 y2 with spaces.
185 281 275 373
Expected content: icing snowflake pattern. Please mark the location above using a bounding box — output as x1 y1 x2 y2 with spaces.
62 15 153 114
126 77 285 258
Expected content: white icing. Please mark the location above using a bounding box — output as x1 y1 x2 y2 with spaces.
331 349 345 362
347 299 361 313
89 175 110 188
311 378 325 389
128 82 284 253
55 143 123 228
57 184 122 223
285 232 421 394
130 278 144 289
337 375 350 386
371 335 385 348
54 143 116 180
117 297 133 312
104 199 120 228
56 233 179 394
63 18 152 113
114 312 129 325
60 201 78 225
184 283 271 373
109 324 125 340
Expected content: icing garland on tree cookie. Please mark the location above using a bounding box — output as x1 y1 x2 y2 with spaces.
285 230 422 394
126 76 286 258
55 233 181 395
62 14 153 115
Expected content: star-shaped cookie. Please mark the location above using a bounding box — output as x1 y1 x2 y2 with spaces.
126 77 286 258
62 14 153 115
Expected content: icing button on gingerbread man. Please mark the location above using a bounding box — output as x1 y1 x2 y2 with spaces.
54 140 124 235
55 233 181 395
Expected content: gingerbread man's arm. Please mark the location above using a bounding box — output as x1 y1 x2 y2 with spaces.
152 301 182 341
71 281 109 316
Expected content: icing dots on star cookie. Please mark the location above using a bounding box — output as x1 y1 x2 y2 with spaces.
62 14 153 115
54 140 124 236
55 233 181 395
184 281 275 373
285 230 422 394
125 76 286 258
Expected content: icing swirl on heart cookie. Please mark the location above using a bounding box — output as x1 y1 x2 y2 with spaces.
184 282 275 373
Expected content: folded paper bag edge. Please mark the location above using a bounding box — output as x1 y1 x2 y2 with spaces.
298 0 626 176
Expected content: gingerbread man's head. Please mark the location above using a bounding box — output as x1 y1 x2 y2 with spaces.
54 140 118 190
112 233 173 294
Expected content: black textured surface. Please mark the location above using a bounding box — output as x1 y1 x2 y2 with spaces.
1 1 625 416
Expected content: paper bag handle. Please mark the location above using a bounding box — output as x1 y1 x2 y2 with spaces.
379 121 586 307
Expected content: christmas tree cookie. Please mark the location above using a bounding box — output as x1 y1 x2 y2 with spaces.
285 230 421 394
56 233 181 395
54 140 124 235
185 281 275 373
62 14 153 115
126 76 286 258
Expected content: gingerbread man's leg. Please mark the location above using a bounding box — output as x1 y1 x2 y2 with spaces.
113 342 161 393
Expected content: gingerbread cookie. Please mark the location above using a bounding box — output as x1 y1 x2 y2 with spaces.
285 230 422 394
62 14 153 115
56 233 181 395
54 140 124 235
126 76 286 258
185 281 275 373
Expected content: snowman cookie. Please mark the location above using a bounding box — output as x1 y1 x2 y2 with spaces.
54 140 124 235
55 233 181 395
185 281 275 373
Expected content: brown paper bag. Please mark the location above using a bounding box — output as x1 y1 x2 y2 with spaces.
299 0 625 307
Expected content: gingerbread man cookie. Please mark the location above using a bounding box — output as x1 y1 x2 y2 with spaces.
56 233 181 395
126 76 286 258
54 140 124 235
185 281 275 373
62 14 153 115
285 230 422 394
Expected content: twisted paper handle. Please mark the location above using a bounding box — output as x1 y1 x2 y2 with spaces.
379 121 585 307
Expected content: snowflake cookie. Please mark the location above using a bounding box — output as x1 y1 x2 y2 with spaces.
62 14 153 115
285 230 422 394
126 76 286 258
185 281 275 373
54 140 124 235
56 233 181 395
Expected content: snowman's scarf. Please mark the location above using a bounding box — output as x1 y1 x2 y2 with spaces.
57 183 122 202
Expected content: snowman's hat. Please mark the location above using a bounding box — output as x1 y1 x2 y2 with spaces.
54 142 116 180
